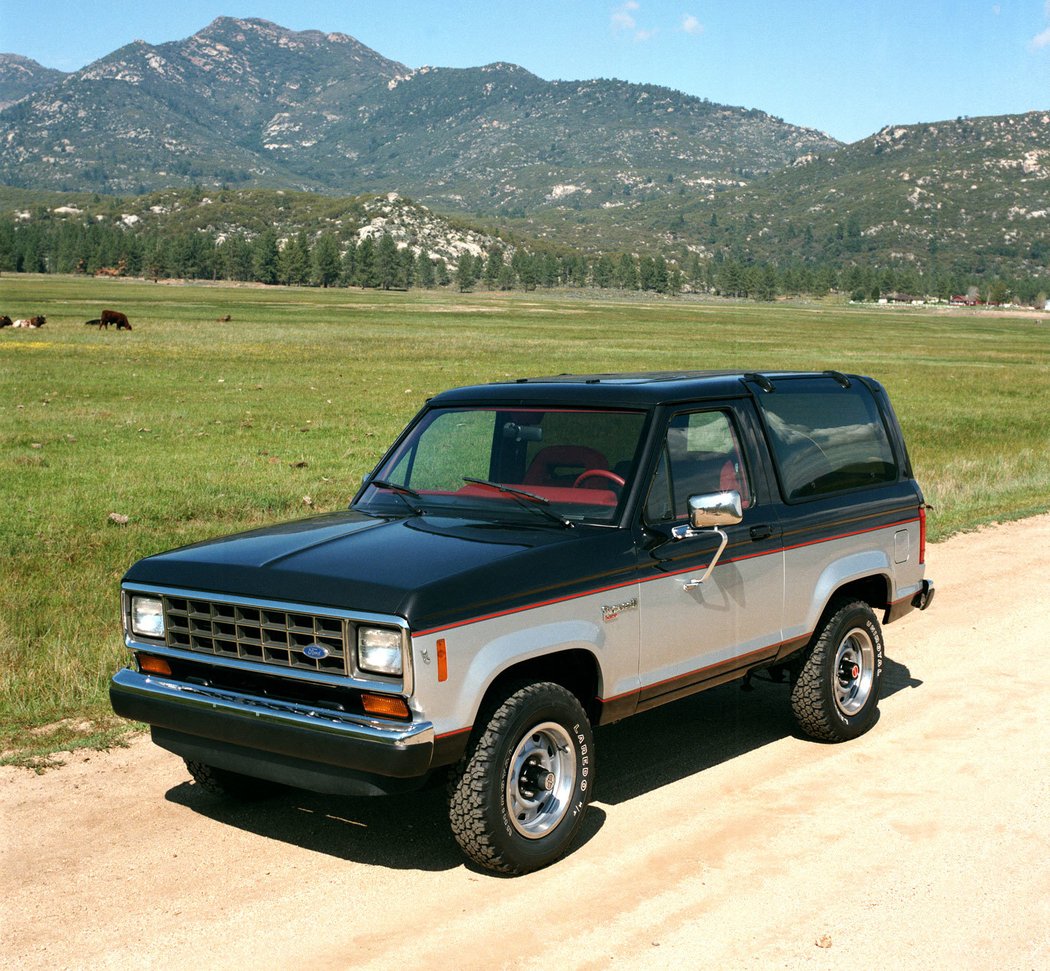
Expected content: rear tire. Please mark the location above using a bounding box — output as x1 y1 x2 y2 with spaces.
185 760 280 800
448 682 594 874
790 600 884 742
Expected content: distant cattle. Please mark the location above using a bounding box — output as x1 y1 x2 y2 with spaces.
216 314 232 322
0 315 12 328
96 309 132 330
12 316 45 328
94 257 128 278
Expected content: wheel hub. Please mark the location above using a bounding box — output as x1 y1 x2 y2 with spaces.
833 628 876 717
519 759 556 797
505 722 577 840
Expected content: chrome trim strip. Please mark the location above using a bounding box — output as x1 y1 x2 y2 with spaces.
121 639 405 694
121 582 410 629
111 668 434 748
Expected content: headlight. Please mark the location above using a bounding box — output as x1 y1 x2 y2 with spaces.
357 626 403 677
130 596 165 640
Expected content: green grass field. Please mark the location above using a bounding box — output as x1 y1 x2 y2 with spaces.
2 274 1048 763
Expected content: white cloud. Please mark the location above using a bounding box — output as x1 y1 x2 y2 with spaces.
611 1 639 32
611 2 659 41
1031 26 1050 48
681 13 703 35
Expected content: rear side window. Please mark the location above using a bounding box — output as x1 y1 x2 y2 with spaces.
757 378 898 500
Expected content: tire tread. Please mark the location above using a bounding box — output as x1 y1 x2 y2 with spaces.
790 599 883 742
447 681 591 875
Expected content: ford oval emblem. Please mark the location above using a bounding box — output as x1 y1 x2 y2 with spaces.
303 643 329 660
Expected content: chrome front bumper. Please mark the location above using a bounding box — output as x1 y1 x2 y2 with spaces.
110 667 435 780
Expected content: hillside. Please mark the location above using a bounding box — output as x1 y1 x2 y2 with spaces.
667 112 1050 279
0 17 838 208
494 112 1049 281
0 18 1046 285
0 54 65 111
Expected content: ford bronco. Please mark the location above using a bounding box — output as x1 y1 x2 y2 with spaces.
111 370 934 873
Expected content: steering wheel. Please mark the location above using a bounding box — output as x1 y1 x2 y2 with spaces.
573 469 626 490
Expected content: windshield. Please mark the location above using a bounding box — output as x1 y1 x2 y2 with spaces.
357 406 649 525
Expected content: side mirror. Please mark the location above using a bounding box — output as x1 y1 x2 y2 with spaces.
671 490 743 585
688 490 743 529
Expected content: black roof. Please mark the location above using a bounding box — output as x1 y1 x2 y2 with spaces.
430 370 856 408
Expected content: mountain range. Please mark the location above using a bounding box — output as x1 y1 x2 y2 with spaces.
1 16 1047 280
0 17 838 205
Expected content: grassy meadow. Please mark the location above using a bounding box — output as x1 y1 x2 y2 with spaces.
2 274 1048 762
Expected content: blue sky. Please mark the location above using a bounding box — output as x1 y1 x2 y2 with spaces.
1 1 1047 143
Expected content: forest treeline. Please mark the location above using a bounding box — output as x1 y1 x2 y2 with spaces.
1 215 1045 306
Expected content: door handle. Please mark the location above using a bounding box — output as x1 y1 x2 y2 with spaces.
749 524 774 541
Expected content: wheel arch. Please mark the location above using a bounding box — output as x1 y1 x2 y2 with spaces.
473 648 603 729
821 573 891 619
807 552 892 636
781 572 891 670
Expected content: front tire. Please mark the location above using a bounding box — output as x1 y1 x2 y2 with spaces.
790 600 884 742
448 682 594 874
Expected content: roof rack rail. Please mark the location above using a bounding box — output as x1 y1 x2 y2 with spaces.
823 370 852 388
743 372 775 393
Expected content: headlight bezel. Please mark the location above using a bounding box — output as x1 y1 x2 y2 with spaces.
356 625 405 678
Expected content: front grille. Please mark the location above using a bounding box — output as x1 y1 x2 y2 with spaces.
162 595 349 676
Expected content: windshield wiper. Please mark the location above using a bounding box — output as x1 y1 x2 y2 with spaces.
463 477 573 528
369 478 424 515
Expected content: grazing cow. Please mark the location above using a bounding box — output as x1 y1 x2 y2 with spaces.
0 315 11 328
216 314 232 322
12 316 45 328
98 309 132 330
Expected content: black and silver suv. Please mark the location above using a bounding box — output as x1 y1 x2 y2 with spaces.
111 370 934 873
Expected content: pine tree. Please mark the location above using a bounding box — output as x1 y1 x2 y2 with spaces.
592 253 615 288
415 250 436 288
221 234 254 282
355 237 377 287
279 231 311 286
313 233 341 288
376 233 400 290
341 239 357 285
252 229 280 285
455 251 477 292
484 244 504 289
616 253 638 290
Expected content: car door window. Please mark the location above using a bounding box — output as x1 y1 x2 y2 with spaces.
645 411 751 522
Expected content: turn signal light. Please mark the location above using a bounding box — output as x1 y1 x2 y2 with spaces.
437 638 448 683
139 655 172 676
361 693 410 719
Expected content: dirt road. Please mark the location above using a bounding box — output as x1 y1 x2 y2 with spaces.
4 516 1049 970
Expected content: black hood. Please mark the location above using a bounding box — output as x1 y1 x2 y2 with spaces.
124 509 638 631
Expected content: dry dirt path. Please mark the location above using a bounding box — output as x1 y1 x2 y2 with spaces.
4 516 1049 970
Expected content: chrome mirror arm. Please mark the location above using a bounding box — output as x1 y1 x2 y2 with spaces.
677 527 730 587
670 490 742 585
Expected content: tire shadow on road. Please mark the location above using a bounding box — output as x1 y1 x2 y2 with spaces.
164 768 610 873
165 774 465 870
160 657 919 872
595 656 921 805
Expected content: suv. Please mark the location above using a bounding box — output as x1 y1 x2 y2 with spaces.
111 370 934 874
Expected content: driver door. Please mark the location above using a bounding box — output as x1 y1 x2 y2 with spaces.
636 406 785 709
